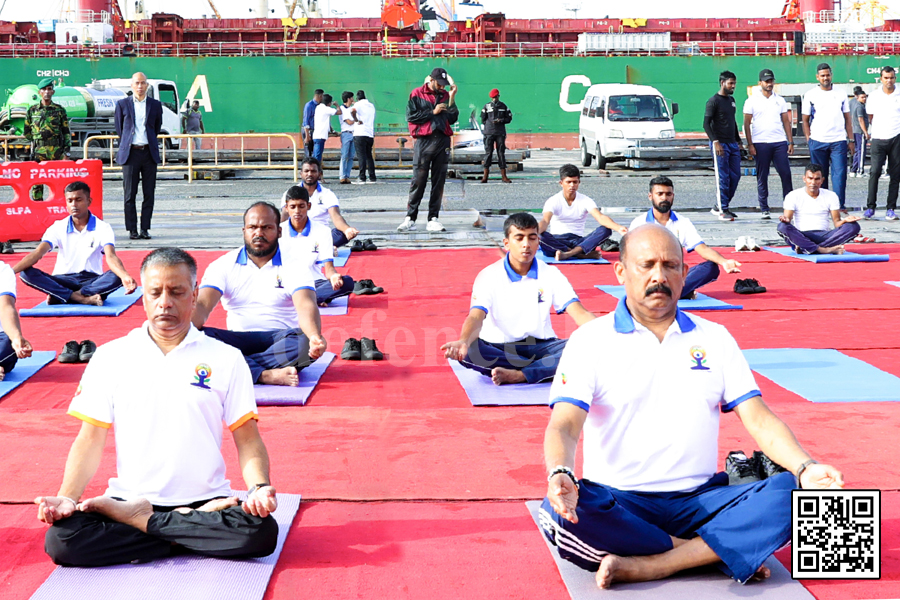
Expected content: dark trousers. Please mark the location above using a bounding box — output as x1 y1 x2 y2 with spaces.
682 261 720 299
0 331 18 375
460 337 568 384
852 133 867 174
753 141 792 211
712 142 741 209
407 133 450 222
353 136 376 182
482 134 507 170
122 146 158 233
315 276 354 305
332 228 349 248
305 136 314 159
539 228 611 257
540 472 795 583
777 221 861 254
202 327 310 383
808 139 849 208
867 135 900 210
20 268 122 304
44 498 278 567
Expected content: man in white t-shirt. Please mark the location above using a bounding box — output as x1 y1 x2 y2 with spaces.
441 212 595 385
338 91 360 184
864 65 900 221
352 90 377 183
628 176 742 299
742 69 794 219
193 202 327 387
280 158 360 248
36 248 279 567
538 164 628 261
14 181 137 305
778 163 862 255
540 224 845 589
312 94 344 167
801 62 854 210
0 261 33 381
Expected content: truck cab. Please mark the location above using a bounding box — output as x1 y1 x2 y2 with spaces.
93 78 182 147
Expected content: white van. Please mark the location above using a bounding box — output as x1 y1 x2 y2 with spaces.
579 84 678 169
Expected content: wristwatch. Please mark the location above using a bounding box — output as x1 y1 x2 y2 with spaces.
248 483 270 495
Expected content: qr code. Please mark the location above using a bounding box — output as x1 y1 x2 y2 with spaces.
792 489 880 579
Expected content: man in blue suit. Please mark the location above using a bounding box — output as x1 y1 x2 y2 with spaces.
115 72 163 240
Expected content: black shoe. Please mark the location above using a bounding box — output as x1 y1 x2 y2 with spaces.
129 230 140 240
0 241 13 254
139 230 152 240
722 209 738 220
340 338 361 360
350 239 365 252
746 278 767 294
360 337 384 361
353 281 375 295
753 450 787 479
733 279 752 295
725 450 761 485
78 340 97 363
363 239 378 251
362 279 384 294
599 238 619 252
58 340 81 363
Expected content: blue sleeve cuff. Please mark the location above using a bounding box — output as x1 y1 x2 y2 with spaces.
292 286 315 294
199 284 223 294
318 259 334 264
471 305 488 315
0 292 15 298
685 242 703 253
721 389 761 413
550 396 590 412
41 239 54 250
556 298 579 314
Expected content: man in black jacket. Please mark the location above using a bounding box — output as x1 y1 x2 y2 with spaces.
480 88 513 183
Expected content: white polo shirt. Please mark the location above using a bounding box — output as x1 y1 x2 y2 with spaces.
280 218 334 281
628 210 704 252
802 86 850 143
866 85 900 140
0 262 16 299
340 105 356 133
543 191 599 237
743 89 790 144
353 99 376 138
784 187 839 232
471 255 578 344
40 213 115 276
67 323 258 506
200 247 315 332
280 183 340 229
313 104 337 140
550 298 760 492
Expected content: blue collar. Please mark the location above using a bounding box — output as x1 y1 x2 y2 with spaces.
236 246 282 266
67 213 97 233
287 218 311 237
645 208 679 224
503 253 538 282
613 296 696 334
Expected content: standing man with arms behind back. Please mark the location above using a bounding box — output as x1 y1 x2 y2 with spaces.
864 66 900 221
302 89 323 159
24 78 71 202
352 90 377 184
115 72 163 241
480 88 513 184
850 87 869 179
704 71 743 221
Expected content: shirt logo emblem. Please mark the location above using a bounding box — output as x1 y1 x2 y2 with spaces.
275 274 284 289
561 373 567 384
192 363 213 389
690 346 710 371
537 288 545 303
313 242 319 253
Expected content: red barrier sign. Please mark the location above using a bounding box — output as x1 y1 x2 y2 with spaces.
0 160 104 243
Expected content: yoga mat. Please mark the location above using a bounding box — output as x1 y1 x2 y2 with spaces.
254 352 335 406
448 358 550 406
888 281 900 289
20 287 144 317
539 251 609 265
763 246 890 263
594 285 742 311
0 351 56 400
319 295 348 316
525 501 814 599
743 348 900 403
333 247 351 267
29 492 301 600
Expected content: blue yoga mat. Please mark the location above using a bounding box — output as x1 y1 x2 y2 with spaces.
763 246 890 263
448 359 550 406
0 351 56 400
539 251 609 265
254 352 334 406
319 295 348 316
743 348 900 403
594 285 742 311
20 287 144 317
333 247 351 267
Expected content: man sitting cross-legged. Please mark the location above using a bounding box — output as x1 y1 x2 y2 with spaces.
14 181 137 305
540 224 844 589
538 163 628 261
0 260 33 381
36 248 279 567
442 212 595 385
280 158 359 249
778 163 862 255
192 202 327 387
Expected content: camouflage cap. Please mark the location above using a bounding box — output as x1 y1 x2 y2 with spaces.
38 78 55 90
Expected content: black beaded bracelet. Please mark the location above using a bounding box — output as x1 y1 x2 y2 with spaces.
548 466 579 489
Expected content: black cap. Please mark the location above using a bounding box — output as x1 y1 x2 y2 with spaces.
430 67 449 86
759 69 775 82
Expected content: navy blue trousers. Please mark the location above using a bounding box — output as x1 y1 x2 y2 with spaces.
712 142 741 209
460 337 567 384
852 133 867 174
0 331 18 375
808 139 849 208
777 221 861 254
332 228 349 248
540 472 795 583
202 327 310 383
539 227 611 257
20 268 122 304
754 142 793 211
682 261 720 299
315 276 354 305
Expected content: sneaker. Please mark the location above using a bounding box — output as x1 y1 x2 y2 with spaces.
725 450 761 485
710 206 722 216
746 278 767 294
720 209 738 221
760 211 771 220
58 340 81 364
78 340 97 363
360 337 384 361
733 279 752 294
363 239 378 251
753 450 787 479
350 239 365 252
340 338 361 360
339 178 351 184
352 179 367 185
426 217 445 232
864 208 875 219
0 241 13 254
397 217 416 231
361 279 384 294
599 238 620 252
746 237 761 251
353 281 376 295
887 209 899 221
734 236 749 252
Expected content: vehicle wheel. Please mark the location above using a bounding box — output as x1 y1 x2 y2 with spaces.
595 143 607 170
164 136 177 150
580 140 592 167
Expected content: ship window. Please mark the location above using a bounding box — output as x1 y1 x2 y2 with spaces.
608 95 670 122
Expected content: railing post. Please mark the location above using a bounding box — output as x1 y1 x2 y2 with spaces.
187 136 193 183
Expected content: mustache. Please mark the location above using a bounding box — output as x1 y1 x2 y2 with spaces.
645 283 673 297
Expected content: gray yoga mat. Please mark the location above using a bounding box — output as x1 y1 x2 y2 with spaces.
526 501 813 599
448 359 550 406
254 352 335 406
319 295 348 316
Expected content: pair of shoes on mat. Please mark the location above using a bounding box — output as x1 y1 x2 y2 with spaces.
340 337 383 361
734 236 760 252
59 340 96 364
350 239 378 251
353 279 384 295
734 278 766 294
725 450 787 486
599 238 620 252
854 234 877 243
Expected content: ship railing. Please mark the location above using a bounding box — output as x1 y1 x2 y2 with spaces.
82 133 299 182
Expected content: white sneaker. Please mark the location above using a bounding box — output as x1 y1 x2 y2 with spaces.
760 210 771 220
710 206 722 216
735 236 750 252
426 217 446 232
747 236 761 251
397 217 416 231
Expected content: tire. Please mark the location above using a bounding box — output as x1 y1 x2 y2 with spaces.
595 143 607 170
580 140 592 167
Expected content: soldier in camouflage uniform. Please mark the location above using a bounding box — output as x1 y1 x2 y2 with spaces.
24 78 71 200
